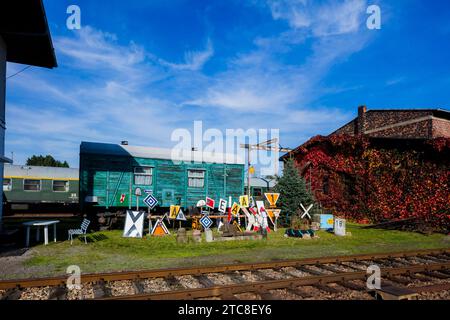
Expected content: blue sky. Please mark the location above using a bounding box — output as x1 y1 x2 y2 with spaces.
5 0 450 169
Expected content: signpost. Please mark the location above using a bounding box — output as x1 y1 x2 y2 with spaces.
239 195 249 208
231 202 240 217
123 210 145 238
200 215 213 230
151 218 170 236
300 203 313 219
169 205 180 219
266 209 281 231
218 199 227 213
143 191 158 234
206 197 215 210
135 187 142 211
143 193 158 209
264 193 280 208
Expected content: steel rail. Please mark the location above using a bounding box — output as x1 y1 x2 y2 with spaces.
0 248 448 290
98 262 450 300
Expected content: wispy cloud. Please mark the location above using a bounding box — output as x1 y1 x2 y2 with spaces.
6 1 375 166
268 0 367 37
184 0 372 113
386 76 406 86
159 39 214 71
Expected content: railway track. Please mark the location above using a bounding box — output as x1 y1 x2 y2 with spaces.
1 249 449 300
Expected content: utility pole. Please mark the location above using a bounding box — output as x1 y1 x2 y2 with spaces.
240 138 292 197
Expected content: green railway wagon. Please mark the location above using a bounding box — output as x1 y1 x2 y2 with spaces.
79 142 245 213
3 164 79 214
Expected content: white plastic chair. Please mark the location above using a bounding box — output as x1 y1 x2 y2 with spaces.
68 219 90 245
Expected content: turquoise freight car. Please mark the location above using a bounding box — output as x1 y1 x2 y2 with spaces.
79 142 245 213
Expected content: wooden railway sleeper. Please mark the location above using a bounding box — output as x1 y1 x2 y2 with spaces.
193 275 216 288
48 285 68 300
1 287 23 300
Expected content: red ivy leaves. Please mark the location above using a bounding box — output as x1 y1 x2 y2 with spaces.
292 135 450 230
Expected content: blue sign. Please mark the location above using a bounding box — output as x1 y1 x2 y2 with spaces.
200 215 213 230
144 194 158 209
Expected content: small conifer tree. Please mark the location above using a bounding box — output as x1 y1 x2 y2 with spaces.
273 159 315 227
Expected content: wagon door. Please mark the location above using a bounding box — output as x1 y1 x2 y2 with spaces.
162 189 175 207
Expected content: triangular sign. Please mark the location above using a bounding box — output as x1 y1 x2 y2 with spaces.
264 193 280 207
151 219 170 236
176 208 187 221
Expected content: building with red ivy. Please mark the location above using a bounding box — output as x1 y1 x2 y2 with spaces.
282 106 450 230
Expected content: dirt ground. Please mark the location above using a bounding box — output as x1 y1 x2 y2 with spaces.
0 247 53 279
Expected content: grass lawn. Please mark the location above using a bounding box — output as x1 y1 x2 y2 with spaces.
2 224 449 279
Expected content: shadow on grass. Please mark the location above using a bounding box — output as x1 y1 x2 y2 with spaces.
77 233 109 244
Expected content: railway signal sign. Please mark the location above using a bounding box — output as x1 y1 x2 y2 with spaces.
239 195 249 208
200 215 213 230
300 203 313 219
249 196 255 208
135 188 142 196
267 209 281 219
123 210 145 238
176 208 187 221
264 193 280 208
231 202 240 217
242 207 256 232
169 205 180 219
151 218 170 236
206 197 215 209
143 193 158 209
218 199 227 213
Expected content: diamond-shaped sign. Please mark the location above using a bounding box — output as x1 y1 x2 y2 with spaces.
143 194 158 209
200 215 213 230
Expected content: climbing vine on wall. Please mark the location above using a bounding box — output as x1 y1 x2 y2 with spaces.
290 135 450 231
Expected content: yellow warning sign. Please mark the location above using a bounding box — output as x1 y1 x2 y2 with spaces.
264 193 280 207
239 195 249 208
169 205 180 219
233 220 242 232
266 209 281 219
231 202 241 216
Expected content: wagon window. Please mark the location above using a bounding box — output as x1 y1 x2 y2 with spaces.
53 180 69 192
134 167 153 185
24 179 41 191
188 170 205 188
3 179 12 191
253 188 262 197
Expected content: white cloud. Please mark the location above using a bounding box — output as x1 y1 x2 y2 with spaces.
55 26 145 72
6 0 373 167
267 0 367 37
184 0 372 113
159 39 214 71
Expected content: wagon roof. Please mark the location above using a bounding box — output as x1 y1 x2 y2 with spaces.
80 142 245 165
4 164 79 179
245 177 277 188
